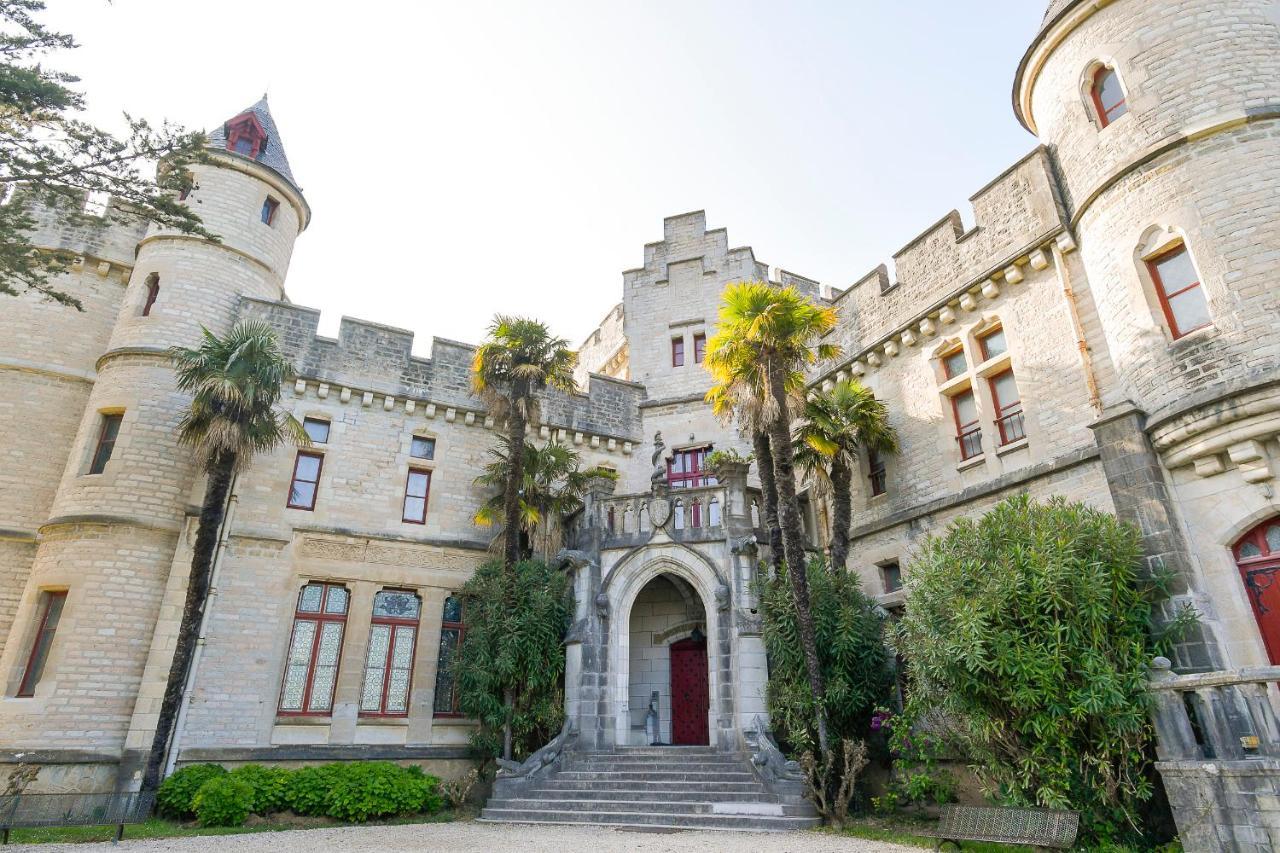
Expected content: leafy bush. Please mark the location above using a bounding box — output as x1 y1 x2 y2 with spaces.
228 763 291 815
705 448 752 469
192 775 253 827
283 764 341 817
455 559 570 762
156 763 227 819
283 762 442 822
893 495 1185 846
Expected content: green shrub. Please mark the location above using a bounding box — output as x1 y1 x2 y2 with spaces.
893 495 1188 846
156 763 227 819
228 764 291 815
192 775 253 827
283 762 443 822
283 764 341 817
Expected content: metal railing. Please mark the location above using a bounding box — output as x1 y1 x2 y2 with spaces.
957 426 984 461
996 409 1026 446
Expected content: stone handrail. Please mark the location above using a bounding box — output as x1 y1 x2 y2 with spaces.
1148 656 1280 762
596 485 736 539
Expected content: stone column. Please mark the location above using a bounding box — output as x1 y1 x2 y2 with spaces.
563 478 613 751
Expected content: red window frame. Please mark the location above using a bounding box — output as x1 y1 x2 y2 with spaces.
225 113 266 160
977 326 1007 362
433 596 466 717
261 197 280 226
88 413 122 475
16 591 67 697
988 369 1026 446
880 561 902 594
287 450 323 510
1091 66 1128 128
402 468 431 524
668 446 715 489
142 276 159 317
693 332 707 364
951 389 983 461
277 583 348 716
359 590 421 718
941 347 967 379
671 337 685 368
1148 245 1210 340
868 448 887 497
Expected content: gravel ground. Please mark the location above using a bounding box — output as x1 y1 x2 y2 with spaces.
31 821 916 852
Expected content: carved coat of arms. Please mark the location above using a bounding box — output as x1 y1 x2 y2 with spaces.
649 496 671 528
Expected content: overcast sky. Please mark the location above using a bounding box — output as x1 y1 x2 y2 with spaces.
48 0 1048 353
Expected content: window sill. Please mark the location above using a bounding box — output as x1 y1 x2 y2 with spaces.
431 715 477 727
1168 324 1215 348
995 438 1030 457
356 715 410 726
274 715 333 726
956 455 986 472
975 352 1013 379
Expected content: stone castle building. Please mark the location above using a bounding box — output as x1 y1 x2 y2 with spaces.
1 0 1278 832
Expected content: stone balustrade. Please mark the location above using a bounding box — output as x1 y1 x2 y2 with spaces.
567 484 765 550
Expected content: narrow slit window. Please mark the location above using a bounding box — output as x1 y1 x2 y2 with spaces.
278 583 348 715
16 591 67 697
868 448 887 497
1092 67 1129 127
693 332 707 364
402 469 431 524
288 451 323 510
261 197 280 226
671 337 685 368
881 561 902 594
1149 245 1211 339
142 275 160 317
88 413 122 475
360 590 421 717
433 595 465 716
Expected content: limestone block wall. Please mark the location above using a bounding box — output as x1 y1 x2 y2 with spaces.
626 575 705 744
575 302 628 387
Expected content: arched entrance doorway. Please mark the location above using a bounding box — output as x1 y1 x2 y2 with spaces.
626 574 708 745
1234 518 1280 664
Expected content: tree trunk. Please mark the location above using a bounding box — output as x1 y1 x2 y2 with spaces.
503 398 527 569
752 430 784 572
503 686 515 761
765 363 830 754
141 450 237 793
828 456 853 573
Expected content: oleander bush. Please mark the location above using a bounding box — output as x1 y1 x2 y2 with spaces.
155 763 227 819
192 775 254 827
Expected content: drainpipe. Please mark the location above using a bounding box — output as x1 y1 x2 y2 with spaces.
163 475 239 778
1053 238 1104 416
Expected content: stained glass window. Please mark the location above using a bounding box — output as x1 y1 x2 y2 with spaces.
360 590 420 716
434 595 465 715
278 583 348 715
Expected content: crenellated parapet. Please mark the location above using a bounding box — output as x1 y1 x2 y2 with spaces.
240 296 646 444
16 189 150 281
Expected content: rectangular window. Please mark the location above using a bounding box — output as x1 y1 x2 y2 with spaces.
261 197 279 226
410 436 436 460
234 136 256 156
434 595 465 716
989 369 1026 446
978 327 1008 362
941 348 967 379
671 337 685 368
668 446 716 489
868 449 887 497
278 583 349 715
360 591 420 717
881 561 902 594
88 413 122 475
1149 246 1210 339
693 332 707 364
16 591 67 697
952 388 983 461
287 451 323 510
402 469 431 524
303 418 330 444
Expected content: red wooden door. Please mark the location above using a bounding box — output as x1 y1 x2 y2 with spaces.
1235 519 1280 664
670 637 709 745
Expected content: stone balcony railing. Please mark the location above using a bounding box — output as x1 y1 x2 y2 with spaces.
568 482 767 550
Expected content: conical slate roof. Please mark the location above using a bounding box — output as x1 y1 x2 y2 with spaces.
1040 0 1080 34
207 95 301 195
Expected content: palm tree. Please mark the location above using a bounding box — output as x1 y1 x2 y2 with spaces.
705 281 841 753
794 380 898 572
142 321 306 793
474 439 617 560
471 316 577 569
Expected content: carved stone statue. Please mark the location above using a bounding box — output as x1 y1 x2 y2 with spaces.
650 431 667 490
594 591 610 621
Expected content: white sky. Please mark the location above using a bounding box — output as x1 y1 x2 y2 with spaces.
47 0 1047 354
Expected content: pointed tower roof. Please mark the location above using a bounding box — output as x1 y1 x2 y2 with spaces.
208 95 302 195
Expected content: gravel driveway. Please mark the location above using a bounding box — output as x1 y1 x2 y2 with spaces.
32 821 916 852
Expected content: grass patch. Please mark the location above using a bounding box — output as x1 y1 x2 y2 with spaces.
6 809 459 845
821 815 1183 852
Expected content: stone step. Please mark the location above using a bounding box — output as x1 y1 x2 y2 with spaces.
478 808 821 832
487 797 816 817
527 779 771 795
553 770 757 783
520 786 804 804
565 760 752 773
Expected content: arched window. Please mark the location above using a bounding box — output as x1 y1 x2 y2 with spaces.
141 274 159 317
1091 66 1129 128
1234 519 1280 664
360 590 420 717
433 595 465 716
278 582 348 715
1147 243 1211 340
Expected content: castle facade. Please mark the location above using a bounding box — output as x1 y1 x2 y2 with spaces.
1 0 1279 797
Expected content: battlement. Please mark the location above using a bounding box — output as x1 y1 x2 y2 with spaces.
828 146 1067 357
240 297 645 441
15 188 149 270
624 210 770 290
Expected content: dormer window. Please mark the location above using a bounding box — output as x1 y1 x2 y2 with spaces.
224 111 268 161
1091 66 1128 128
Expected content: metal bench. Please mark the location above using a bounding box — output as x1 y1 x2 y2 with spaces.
0 791 155 844
927 804 1080 850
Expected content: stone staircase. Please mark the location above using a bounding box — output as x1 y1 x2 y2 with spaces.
480 746 819 832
